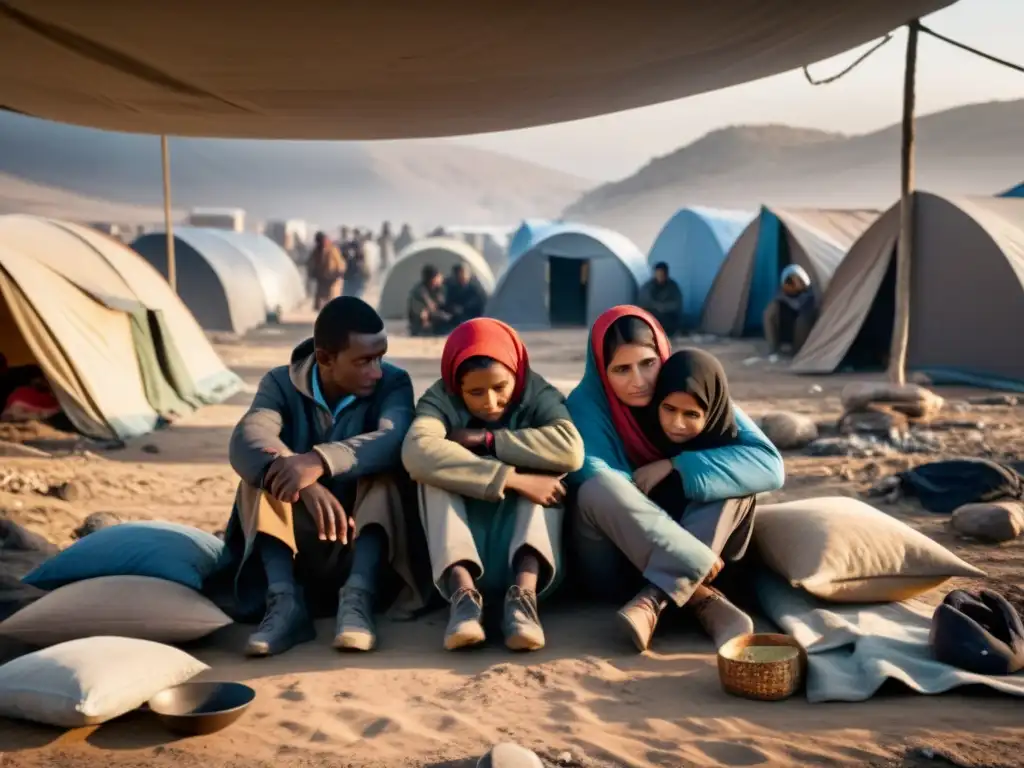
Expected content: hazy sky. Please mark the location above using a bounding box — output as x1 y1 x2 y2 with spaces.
445 0 1024 181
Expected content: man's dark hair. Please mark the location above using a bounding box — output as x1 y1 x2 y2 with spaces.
314 296 384 353
654 261 669 273
451 263 467 275
422 264 439 282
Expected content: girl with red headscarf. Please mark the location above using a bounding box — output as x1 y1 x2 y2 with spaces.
402 318 583 652
565 306 784 652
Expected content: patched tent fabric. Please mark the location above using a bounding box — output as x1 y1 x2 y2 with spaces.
508 220 556 262
0 2 951 139
132 228 266 334
207 230 306 315
647 207 755 328
791 193 1024 390
0 215 238 441
701 206 879 337
378 237 495 321
486 223 649 329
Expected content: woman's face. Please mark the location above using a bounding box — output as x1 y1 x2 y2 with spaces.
657 391 708 444
605 343 662 407
459 362 516 423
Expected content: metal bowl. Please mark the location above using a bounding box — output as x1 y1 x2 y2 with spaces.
148 681 256 736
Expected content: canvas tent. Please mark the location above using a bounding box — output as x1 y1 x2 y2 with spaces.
0 3 950 138
792 193 1024 390
486 223 649 329
647 207 755 328
132 228 267 334
207 230 306 315
377 237 495 321
508 219 555 262
701 206 879 337
0 215 241 441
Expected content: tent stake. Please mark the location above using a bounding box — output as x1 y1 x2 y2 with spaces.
161 134 177 293
887 20 919 385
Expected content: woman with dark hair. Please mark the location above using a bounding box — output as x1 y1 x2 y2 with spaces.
566 305 784 651
402 318 584 652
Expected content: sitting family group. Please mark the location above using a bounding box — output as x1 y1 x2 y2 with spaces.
222 296 785 659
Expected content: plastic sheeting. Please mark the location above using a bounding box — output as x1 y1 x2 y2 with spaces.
0 2 953 139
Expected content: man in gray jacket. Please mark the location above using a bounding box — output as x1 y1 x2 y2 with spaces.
224 297 427 657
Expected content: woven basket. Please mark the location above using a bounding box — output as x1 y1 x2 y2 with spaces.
717 633 806 701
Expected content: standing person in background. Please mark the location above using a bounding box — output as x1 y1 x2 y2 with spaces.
378 221 395 272
444 264 487 325
395 223 415 254
342 235 371 300
408 265 452 337
763 265 817 356
308 232 345 311
638 262 684 338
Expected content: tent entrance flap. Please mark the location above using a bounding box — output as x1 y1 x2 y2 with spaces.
548 257 588 327
842 252 897 372
744 213 785 336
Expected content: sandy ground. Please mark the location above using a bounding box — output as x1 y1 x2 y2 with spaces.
2 307 1024 768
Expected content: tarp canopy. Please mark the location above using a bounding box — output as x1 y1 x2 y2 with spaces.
791 193 1024 390
0 215 240 441
0 2 953 139
378 237 495 321
131 228 266 334
701 206 879 336
486 222 649 329
207 230 305 315
647 207 755 327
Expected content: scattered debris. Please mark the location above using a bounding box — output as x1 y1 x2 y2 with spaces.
951 502 1024 544
967 394 1019 407
760 412 819 450
841 382 945 422
142 443 161 454
0 468 51 495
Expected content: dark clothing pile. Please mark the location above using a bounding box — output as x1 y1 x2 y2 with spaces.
931 589 1024 675
896 458 1024 515
443 276 487 325
637 278 684 337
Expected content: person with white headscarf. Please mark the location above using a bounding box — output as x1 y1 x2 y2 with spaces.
763 264 817 355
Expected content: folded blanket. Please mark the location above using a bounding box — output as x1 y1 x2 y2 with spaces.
755 573 1024 702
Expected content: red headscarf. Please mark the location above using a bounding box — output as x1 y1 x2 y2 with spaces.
441 318 530 403
590 305 671 466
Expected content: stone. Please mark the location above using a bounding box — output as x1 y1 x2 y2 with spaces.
74 511 125 539
142 443 161 454
50 481 84 502
759 412 818 450
951 502 1024 544
477 743 544 768
839 408 908 436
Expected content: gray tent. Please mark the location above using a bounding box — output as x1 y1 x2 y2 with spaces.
486 223 649 329
210 230 306 314
701 207 879 337
0 215 240 441
132 228 266 334
792 193 1024 390
378 237 495 321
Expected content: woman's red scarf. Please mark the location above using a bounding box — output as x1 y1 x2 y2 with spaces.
590 305 671 467
441 317 529 403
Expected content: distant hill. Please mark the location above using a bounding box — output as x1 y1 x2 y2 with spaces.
564 99 1024 250
0 111 589 231
0 172 168 225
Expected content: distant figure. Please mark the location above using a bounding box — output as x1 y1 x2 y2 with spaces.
763 264 817 355
443 264 487 325
307 232 345 310
377 221 395 272
638 262 684 337
408 265 452 337
395 223 415 254
341 236 370 299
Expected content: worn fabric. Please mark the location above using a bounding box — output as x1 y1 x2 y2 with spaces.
638 278 684 336
224 477 426 620
931 589 1024 676
755 573 1024 703
418 484 562 599
895 458 1024 515
566 308 784 500
573 471 753 605
780 264 812 289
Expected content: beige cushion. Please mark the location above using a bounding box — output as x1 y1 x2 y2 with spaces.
0 576 232 646
755 496 984 602
0 636 208 727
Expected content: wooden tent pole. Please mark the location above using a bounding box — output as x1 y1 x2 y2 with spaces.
888 20 919 385
161 134 177 293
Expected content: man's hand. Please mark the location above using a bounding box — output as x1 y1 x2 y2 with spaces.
448 428 489 452
633 459 674 496
505 471 567 507
299 484 353 544
263 451 325 503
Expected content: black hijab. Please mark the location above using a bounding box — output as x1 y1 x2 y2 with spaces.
635 348 739 458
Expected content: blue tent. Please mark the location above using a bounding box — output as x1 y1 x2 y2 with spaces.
647 207 754 327
507 219 556 262
999 182 1024 198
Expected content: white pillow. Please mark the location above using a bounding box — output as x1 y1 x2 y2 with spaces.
0 575 232 646
0 636 208 727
